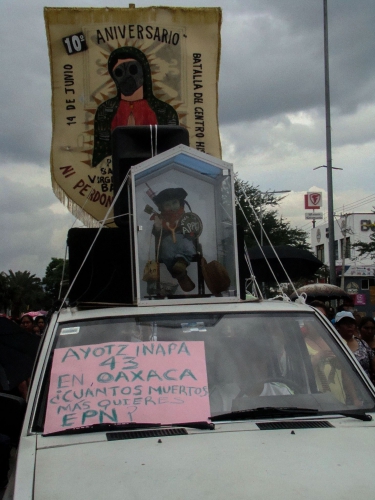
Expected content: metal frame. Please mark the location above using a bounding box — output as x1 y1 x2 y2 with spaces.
130 145 240 306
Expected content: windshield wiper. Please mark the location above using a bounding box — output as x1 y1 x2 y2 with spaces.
211 407 319 422
43 422 162 437
211 407 374 423
172 421 215 430
43 420 214 437
321 411 373 422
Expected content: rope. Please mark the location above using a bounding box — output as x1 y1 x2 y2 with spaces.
236 194 281 288
244 244 263 299
58 244 68 300
239 187 300 297
57 184 99 300
70 186 98 229
237 188 302 301
57 170 131 314
58 123 160 310
96 212 131 225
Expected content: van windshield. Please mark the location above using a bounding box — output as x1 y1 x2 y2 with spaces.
36 311 375 434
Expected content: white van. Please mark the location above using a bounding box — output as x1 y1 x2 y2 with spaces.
4 299 375 499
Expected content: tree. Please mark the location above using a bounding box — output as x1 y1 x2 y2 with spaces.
351 220 375 260
0 272 10 313
42 258 69 308
235 178 309 250
5 270 45 318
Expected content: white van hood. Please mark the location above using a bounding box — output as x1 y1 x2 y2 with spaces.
34 420 375 500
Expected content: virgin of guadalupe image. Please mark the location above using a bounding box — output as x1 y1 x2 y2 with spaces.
92 46 179 167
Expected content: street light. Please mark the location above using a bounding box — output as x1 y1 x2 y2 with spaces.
313 165 342 280
320 0 343 286
314 165 343 171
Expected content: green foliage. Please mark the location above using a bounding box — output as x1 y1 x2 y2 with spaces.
235 178 309 250
352 237 375 259
3 270 45 317
0 258 69 316
42 258 69 308
0 272 9 312
351 225 375 261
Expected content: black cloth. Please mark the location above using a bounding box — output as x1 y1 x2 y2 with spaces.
0 433 11 488
0 317 39 390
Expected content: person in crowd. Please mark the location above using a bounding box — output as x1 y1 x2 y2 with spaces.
335 311 375 380
337 299 354 313
358 317 375 384
327 306 335 323
358 317 375 350
19 315 34 334
309 300 328 316
34 315 47 335
20 315 41 346
32 324 40 336
353 311 362 327
301 311 336 392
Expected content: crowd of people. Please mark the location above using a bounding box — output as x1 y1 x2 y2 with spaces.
310 300 375 384
0 313 47 337
0 312 47 490
18 314 47 337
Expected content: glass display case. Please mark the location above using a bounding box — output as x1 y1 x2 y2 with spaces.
131 145 239 305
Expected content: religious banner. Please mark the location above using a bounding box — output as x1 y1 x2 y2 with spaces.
44 7 222 224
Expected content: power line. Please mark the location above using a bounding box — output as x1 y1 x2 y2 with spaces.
334 193 375 212
299 193 375 230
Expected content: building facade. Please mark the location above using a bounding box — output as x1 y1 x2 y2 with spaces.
311 213 375 317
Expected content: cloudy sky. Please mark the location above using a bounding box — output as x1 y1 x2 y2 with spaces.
1 0 374 278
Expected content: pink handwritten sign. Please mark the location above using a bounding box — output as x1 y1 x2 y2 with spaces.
44 341 210 435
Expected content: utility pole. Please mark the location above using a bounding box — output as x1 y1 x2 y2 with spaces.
340 214 348 290
323 0 336 286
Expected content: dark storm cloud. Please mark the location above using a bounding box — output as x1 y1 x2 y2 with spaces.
0 0 374 276
0 177 74 277
218 0 375 124
0 2 52 164
1 0 374 162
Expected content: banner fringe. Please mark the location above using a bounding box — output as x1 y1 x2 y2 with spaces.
52 178 102 228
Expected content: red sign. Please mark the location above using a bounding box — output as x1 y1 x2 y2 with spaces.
304 192 322 210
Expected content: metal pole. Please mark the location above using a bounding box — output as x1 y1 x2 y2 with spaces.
340 214 347 290
259 200 264 296
323 0 336 285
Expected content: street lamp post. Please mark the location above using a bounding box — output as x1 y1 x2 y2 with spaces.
323 0 336 286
